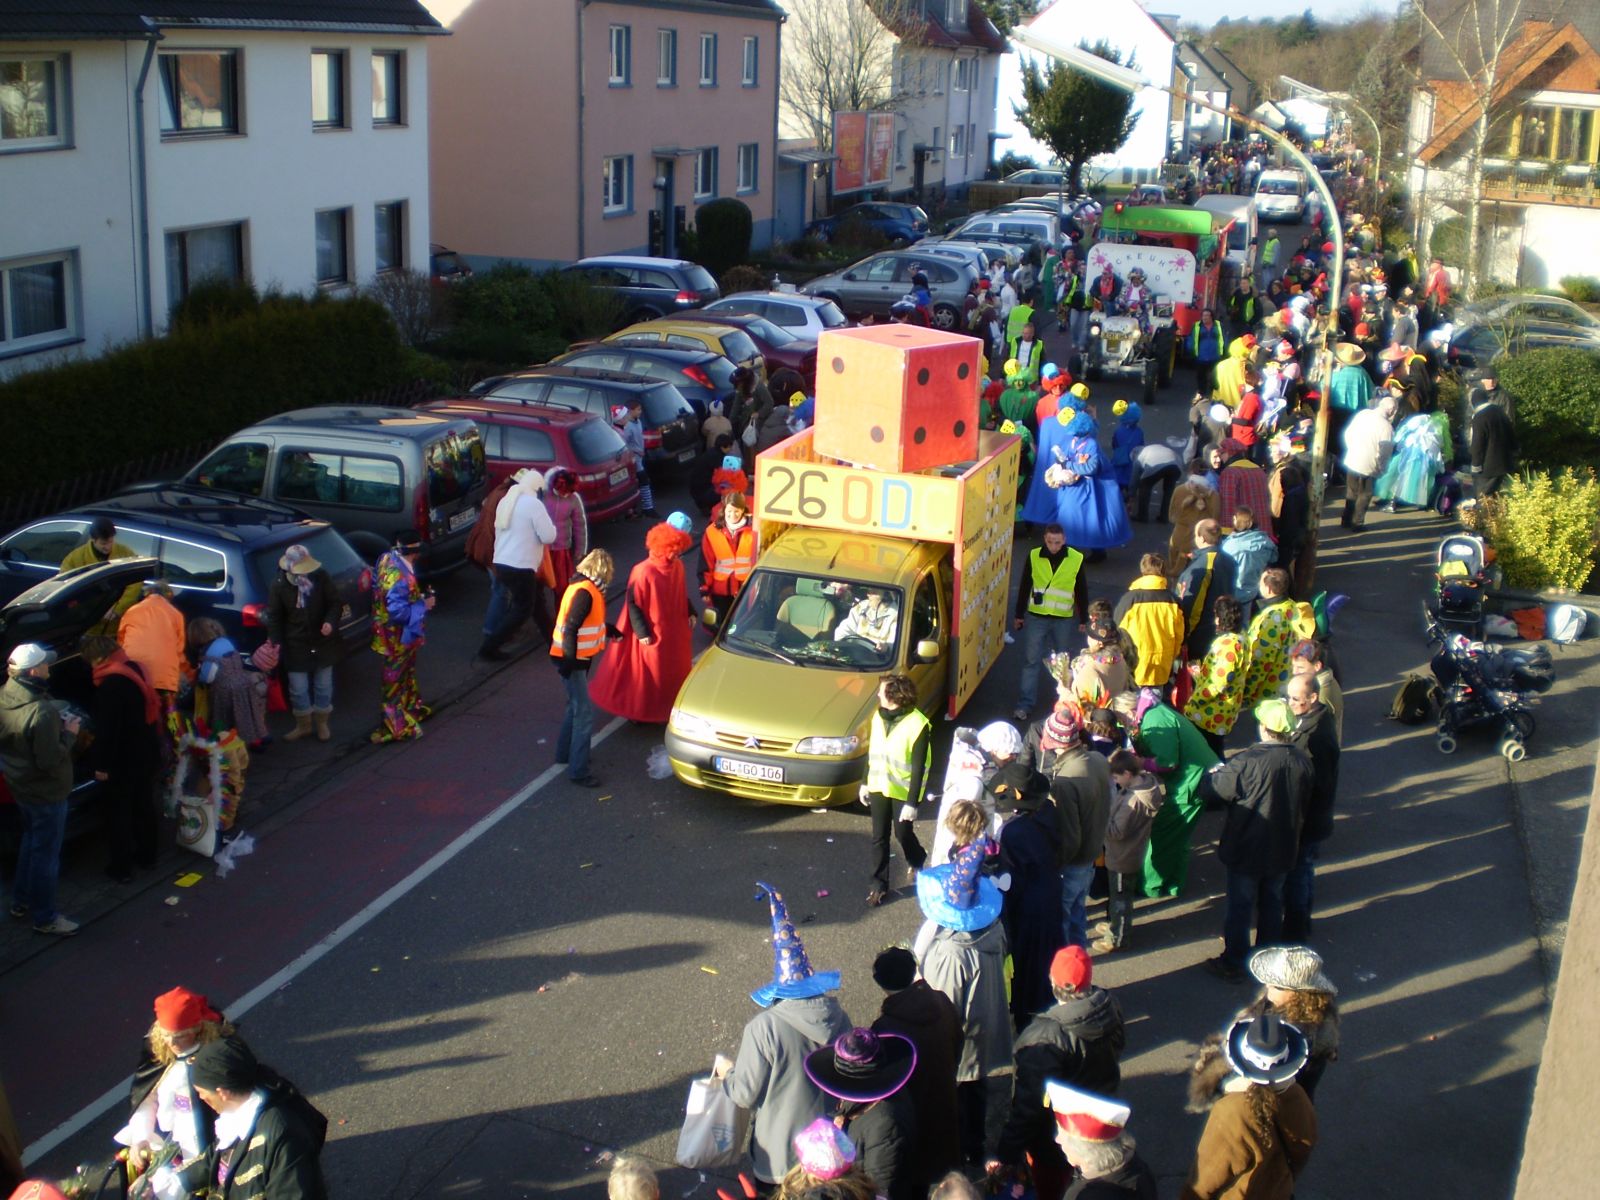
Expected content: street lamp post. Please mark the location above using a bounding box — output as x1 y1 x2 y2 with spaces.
1013 28 1346 585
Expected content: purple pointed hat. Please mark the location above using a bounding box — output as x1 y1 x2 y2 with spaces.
751 882 841 1007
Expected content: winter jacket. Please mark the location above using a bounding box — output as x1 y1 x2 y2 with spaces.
919 920 1013 1083
0 675 73 806
1114 575 1185 687
1104 771 1164 874
1167 481 1221 577
1066 1157 1159 1200
1178 1083 1316 1200
1330 363 1373 413
266 568 337 674
1217 460 1274 541
995 988 1126 1165
873 983 962 1189
90 669 162 783
118 592 187 693
58 539 144 625
1048 747 1111 867
1290 702 1340 844
1220 530 1275 604
1175 548 1238 656
838 1090 918 1200
724 995 851 1183
755 403 795 453
1470 401 1517 477
178 1083 329 1200
1341 407 1394 478
1205 740 1314 877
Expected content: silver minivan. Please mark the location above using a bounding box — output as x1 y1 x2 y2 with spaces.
802 251 978 329
1254 169 1308 223
951 210 1059 248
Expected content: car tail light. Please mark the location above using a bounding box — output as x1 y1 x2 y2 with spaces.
682 364 714 389
241 603 267 628
644 427 663 450
675 290 698 304
577 471 606 484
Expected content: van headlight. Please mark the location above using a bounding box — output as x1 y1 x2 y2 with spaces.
795 734 861 757
669 708 716 741
1089 322 1102 337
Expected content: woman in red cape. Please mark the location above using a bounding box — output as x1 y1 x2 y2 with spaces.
589 518 697 723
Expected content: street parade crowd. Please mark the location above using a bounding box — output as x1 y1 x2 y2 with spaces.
0 132 1519 1200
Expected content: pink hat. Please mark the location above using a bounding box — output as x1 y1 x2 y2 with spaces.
793 1117 856 1179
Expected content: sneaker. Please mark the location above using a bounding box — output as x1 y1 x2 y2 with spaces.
1202 955 1247 984
33 915 79 937
1091 937 1119 955
8 904 27 920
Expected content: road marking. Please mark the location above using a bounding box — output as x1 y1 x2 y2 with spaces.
23 715 627 1166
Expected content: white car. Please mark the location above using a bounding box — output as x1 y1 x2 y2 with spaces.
705 292 851 340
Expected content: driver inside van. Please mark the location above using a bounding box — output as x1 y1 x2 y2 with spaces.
833 586 900 651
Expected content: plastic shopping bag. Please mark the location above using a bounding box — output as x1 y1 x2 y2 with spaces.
675 1073 749 1170
171 733 222 858
647 746 673 780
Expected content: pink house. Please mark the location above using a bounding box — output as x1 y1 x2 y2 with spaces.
429 0 783 266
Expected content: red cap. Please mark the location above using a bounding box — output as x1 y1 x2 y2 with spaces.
1049 945 1093 991
10 1185 71 1200
977 278 991 290
154 986 222 1033
1322 242 1334 254
1242 334 1257 348
1355 322 1371 337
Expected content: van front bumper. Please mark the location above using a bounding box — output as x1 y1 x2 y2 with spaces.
664 730 864 807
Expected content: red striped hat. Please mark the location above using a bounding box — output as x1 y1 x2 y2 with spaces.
1045 1081 1131 1142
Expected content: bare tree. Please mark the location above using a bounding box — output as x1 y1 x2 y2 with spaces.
778 0 923 151
364 268 440 349
1413 0 1529 298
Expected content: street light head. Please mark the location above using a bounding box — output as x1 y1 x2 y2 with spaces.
1011 27 1151 95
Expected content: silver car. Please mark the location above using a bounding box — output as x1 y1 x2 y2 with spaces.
801 251 978 329
706 291 850 340
952 210 1059 248
916 239 990 275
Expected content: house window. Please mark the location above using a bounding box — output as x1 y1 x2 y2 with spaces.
0 252 76 353
165 223 245 310
1558 109 1595 162
916 58 925 94
945 0 968 26
311 51 347 129
931 126 941 159
375 201 405 273
658 29 677 86
953 58 969 92
694 146 718 198
609 25 631 86
896 55 908 94
158 51 240 135
895 130 906 168
968 123 976 159
371 51 404 125
0 55 68 150
315 208 352 287
737 142 758 193
742 36 758 86
935 62 946 95
950 126 964 158
603 154 633 214
1519 105 1553 158
700 33 717 86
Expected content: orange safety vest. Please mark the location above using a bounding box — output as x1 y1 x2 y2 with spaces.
703 524 757 596
550 578 606 659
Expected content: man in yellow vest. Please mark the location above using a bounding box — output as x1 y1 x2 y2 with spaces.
551 549 616 788
698 493 757 630
861 673 930 907
1013 523 1088 722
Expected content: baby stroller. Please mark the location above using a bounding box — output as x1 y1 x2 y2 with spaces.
1426 616 1552 761
1427 533 1490 640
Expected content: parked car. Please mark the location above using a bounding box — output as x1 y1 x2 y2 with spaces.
705 292 849 340
558 255 721 325
803 202 929 246
1003 168 1066 186
1129 183 1170 205
420 400 639 522
671 310 818 390
951 210 1059 248
936 236 1022 271
915 240 990 277
429 243 473 284
0 489 374 650
182 407 489 576
550 344 736 417
467 367 701 472
801 251 978 328
605 318 767 380
1442 294 1600 371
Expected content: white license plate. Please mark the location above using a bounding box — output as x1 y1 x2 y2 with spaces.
447 506 477 533
676 448 693 463
713 756 784 783
609 468 629 485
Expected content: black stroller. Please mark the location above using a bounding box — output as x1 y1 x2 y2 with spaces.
1427 533 1491 640
1426 617 1553 761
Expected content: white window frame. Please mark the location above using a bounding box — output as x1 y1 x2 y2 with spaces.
737 142 758 193
935 61 946 95
371 50 405 126
953 58 970 92
0 250 78 355
894 129 906 168
315 207 353 288
158 49 241 137
603 154 633 214
700 33 717 86
946 0 968 27
311 49 348 130
694 145 718 199
930 126 941 161
164 221 246 311
609 24 631 86
742 35 758 87
0 54 71 152
657 28 677 87
375 200 406 274
950 126 963 158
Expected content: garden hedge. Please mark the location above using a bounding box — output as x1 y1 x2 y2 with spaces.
1494 346 1600 471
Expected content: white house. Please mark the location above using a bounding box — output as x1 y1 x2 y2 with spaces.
0 1 441 380
995 0 1177 181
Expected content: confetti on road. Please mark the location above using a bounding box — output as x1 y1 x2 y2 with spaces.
700 966 719 975
580 862 596 869
174 873 203 887
816 889 830 898
1354 969 1378 982
370 967 380 973
163 896 180 906
598 794 612 802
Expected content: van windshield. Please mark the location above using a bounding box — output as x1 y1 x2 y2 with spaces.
1258 179 1300 195
722 571 903 670
1228 225 1248 251
425 426 486 506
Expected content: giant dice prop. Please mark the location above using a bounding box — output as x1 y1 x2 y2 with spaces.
813 325 980 473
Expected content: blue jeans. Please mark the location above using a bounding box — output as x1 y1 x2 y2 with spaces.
1061 863 1097 948
557 668 594 779
1283 839 1323 939
1018 613 1077 713
11 800 68 924
286 666 334 712
1222 867 1287 969
481 571 507 637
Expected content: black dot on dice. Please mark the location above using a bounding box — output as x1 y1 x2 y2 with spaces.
831 356 846 374
871 426 885 442
957 362 971 380
953 420 967 437
916 367 930 386
914 427 927 444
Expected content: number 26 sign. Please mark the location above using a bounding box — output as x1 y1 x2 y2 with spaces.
755 458 960 543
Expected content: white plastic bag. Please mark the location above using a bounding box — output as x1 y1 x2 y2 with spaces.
646 745 673 780
675 1073 749 1169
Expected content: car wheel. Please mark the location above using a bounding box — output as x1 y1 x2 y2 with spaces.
1142 359 1158 406
932 303 960 330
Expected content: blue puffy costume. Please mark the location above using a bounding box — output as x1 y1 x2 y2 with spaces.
1110 403 1146 489
1022 405 1133 550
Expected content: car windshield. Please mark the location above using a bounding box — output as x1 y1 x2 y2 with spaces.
719 330 761 364
571 417 627 464
1258 179 1300 195
641 383 693 425
683 265 718 293
425 426 486 505
721 571 903 671
815 300 849 328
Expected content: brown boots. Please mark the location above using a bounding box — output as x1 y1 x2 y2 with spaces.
313 710 331 742
284 712 314 741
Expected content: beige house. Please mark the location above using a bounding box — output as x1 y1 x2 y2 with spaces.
428 0 783 266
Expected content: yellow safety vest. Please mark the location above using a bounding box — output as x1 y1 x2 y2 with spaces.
1028 547 1084 618
866 708 932 801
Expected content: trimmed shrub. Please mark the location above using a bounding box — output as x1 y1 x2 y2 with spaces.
1471 468 1600 593
430 263 618 368
695 198 754 278
169 276 263 331
1494 346 1600 470
720 264 769 295
0 294 414 501
1560 274 1600 303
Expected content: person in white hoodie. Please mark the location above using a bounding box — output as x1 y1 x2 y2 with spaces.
1340 396 1397 532
477 468 556 661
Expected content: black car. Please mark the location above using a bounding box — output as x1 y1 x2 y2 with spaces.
1444 294 1600 371
0 487 375 651
467 366 701 471
558 255 721 325
548 345 737 418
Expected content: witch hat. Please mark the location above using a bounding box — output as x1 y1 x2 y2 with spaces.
751 882 841 1008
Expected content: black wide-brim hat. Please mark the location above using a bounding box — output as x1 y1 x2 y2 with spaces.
805 1029 917 1104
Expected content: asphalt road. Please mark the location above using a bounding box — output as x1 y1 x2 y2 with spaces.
6 287 1596 1200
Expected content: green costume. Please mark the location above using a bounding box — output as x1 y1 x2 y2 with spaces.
1134 697 1220 896
997 384 1039 428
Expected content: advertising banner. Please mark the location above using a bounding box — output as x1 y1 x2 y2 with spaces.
833 112 867 194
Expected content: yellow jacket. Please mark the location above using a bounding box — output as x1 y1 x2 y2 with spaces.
1114 574 1186 687
59 540 143 623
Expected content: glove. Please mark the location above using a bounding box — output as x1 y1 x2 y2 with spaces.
859 784 871 806
898 804 918 823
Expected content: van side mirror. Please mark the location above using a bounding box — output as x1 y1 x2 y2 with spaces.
914 638 940 663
